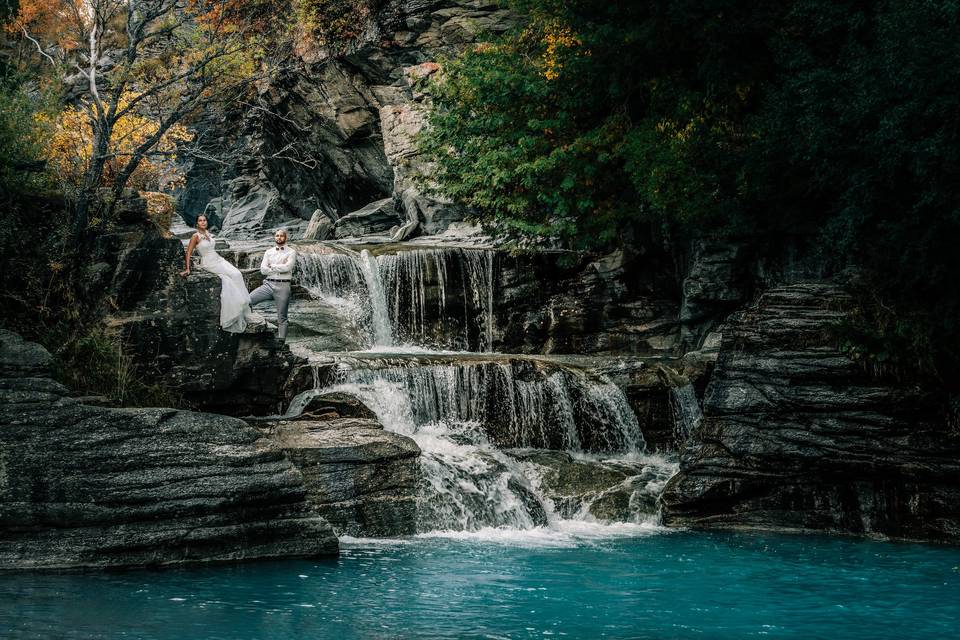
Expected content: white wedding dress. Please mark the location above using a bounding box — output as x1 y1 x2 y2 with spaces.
195 234 262 333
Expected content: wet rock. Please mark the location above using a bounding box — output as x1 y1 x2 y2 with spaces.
257 413 420 537
285 390 378 420
334 198 403 239
506 450 675 522
660 283 960 542
0 330 338 570
507 478 550 527
284 298 371 352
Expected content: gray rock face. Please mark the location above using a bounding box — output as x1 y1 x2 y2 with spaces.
495 248 681 356
218 177 295 237
333 198 403 239
660 283 960 541
112 267 305 416
181 1 518 239
380 96 472 237
286 390 379 420
97 224 305 416
304 208 335 240
0 330 338 570
679 239 752 348
257 393 421 537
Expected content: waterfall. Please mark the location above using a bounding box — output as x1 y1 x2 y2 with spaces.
358 250 394 346
297 246 495 351
328 360 644 453
670 383 703 444
291 242 677 537
297 357 662 533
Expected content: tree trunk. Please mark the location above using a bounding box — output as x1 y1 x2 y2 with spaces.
72 125 111 255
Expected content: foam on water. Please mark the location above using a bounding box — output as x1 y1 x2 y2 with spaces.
414 519 672 549
310 364 674 534
294 243 678 538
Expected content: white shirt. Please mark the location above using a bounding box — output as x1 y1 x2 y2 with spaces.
260 245 297 281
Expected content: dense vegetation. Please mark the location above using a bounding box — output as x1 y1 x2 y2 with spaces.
2 0 959 388
0 0 389 402
421 0 960 383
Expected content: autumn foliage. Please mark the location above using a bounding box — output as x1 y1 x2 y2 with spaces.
40 95 191 195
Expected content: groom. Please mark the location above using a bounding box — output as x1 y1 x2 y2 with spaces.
250 229 296 342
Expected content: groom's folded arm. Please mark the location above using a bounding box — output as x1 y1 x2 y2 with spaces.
273 251 296 275
260 251 274 276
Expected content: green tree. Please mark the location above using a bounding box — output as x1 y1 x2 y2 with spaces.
421 0 779 249
422 0 960 382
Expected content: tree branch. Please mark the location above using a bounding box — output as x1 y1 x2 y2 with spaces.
19 26 58 67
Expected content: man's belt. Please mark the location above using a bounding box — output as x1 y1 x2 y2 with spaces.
265 278 291 283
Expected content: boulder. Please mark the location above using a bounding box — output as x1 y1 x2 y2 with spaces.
660 283 960 542
257 412 421 537
285 390 378 420
333 198 403 238
109 268 305 416
218 178 293 237
303 208 335 240
0 330 338 570
505 449 676 522
94 228 306 416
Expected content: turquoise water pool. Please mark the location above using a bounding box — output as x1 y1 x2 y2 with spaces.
3 528 959 639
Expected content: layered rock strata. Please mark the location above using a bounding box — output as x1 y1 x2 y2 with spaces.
0 330 338 570
110 267 305 416
660 283 960 541
255 392 421 537
494 249 681 356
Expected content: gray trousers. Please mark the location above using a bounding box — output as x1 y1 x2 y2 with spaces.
250 280 291 339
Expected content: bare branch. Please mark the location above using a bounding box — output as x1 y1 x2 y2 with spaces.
19 26 58 67
239 101 313 132
112 42 249 123
268 140 319 169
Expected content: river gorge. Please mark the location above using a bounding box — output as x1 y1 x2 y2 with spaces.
2 1 960 638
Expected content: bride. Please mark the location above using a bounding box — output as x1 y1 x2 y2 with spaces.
179 214 261 333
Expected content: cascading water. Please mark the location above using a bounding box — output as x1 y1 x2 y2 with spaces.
291 241 677 536
294 357 673 533
297 246 495 350
670 383 703 445
358 249 394 346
